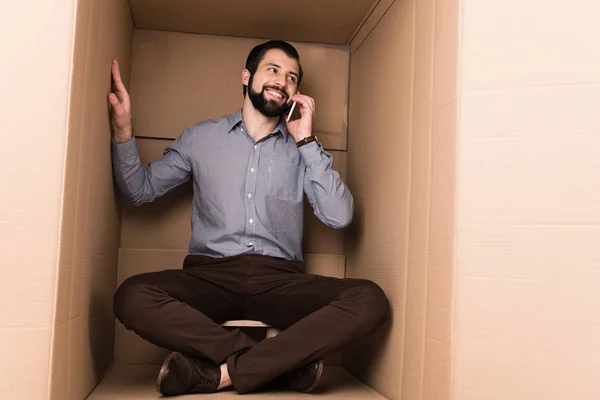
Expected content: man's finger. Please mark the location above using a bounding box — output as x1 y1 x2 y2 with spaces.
292 94 315 113
307 97 315 113
292 94 313 111
111 60 127 92
108 93 126 116
108 93 120 107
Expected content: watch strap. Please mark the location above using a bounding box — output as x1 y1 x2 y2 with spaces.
296 135 318 148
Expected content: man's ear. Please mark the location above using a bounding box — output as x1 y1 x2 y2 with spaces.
242 69 251 86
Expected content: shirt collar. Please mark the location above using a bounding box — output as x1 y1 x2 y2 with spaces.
227 108 290 141
226 108 244 132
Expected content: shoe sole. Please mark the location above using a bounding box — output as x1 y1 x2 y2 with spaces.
156 352 179 394
304 359 324 393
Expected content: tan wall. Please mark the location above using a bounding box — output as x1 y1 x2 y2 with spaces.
129 30 349 150
49 0 133 399
403 0 458 399
454 0 600 399
114 30 352 365
343 1 416 398
0 0 76 398
421 0 458 397
343 0 458 399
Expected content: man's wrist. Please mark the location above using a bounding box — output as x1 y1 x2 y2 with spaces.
293 130 311 140
296 135 318 148
113 130 133 144
114 136 133 144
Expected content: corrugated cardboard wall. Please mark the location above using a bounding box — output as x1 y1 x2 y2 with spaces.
114 30 352 365
344 1 416 399
454 0 600 399
0 0 75 398
402 0 458 398
343 0 458 399
49 0 133 399
421 0 458 397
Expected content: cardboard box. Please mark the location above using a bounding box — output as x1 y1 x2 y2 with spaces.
8 0 600 398
1 0 460 399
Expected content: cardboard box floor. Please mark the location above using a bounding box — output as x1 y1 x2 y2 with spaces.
3 0 458 399
88 365 387 400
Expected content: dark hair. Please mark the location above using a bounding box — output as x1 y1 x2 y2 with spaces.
243 40 303 96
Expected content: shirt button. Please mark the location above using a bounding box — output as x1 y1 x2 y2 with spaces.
249 218 254 224
247 193 253 199
248 242 254 247
254 145 258 150
250 167 255 173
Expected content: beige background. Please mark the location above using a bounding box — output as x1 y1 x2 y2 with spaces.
454 0 600 399
0 0 77 398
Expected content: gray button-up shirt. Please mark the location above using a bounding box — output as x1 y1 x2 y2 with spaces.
111 108 354 261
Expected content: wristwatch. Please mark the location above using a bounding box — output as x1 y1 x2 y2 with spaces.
296 135 319 148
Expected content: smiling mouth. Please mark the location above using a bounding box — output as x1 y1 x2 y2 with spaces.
265 88 286 101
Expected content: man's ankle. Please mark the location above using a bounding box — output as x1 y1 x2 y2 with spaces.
217 363 232 390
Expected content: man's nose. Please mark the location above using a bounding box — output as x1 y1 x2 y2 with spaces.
272 76 286 89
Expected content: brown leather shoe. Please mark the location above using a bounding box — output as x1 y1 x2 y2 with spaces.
156 352 221 396
283 359 324 393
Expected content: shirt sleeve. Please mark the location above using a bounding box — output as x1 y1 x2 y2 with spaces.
299 141 354 228
111 126 194 205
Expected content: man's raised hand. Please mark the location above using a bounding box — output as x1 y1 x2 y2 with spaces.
108 60 133 143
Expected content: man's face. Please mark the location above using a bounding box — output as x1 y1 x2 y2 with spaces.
245 49 300 117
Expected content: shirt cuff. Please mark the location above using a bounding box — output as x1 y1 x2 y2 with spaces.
111 137 138 159
298 141 326 166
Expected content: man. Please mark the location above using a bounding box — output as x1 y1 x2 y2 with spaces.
109 40 389 396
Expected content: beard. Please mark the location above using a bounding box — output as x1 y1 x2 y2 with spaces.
247 75 292 118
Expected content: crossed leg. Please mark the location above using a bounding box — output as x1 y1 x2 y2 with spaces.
226 260 390 393
113 255 389 395
113 264 256 365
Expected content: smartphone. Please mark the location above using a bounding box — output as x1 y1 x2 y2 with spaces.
286 101 297 122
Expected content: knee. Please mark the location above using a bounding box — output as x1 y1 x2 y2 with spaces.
349 280 390 330
113 274 154 327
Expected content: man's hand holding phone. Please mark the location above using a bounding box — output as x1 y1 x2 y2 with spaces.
285 91 315 143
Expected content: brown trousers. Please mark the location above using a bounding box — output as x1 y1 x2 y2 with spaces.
113 254 389 394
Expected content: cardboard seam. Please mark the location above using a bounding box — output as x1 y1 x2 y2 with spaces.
339 46 350 151
449 1 465 399
47 0 80 398
344 49 352 153
347 0 382 46
418 0 438 397
345 52 353 159
397 1 437 398
350 0 396 54
135 27 351 48
87 361 116 396
396 1 418 397
124 0 137 28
